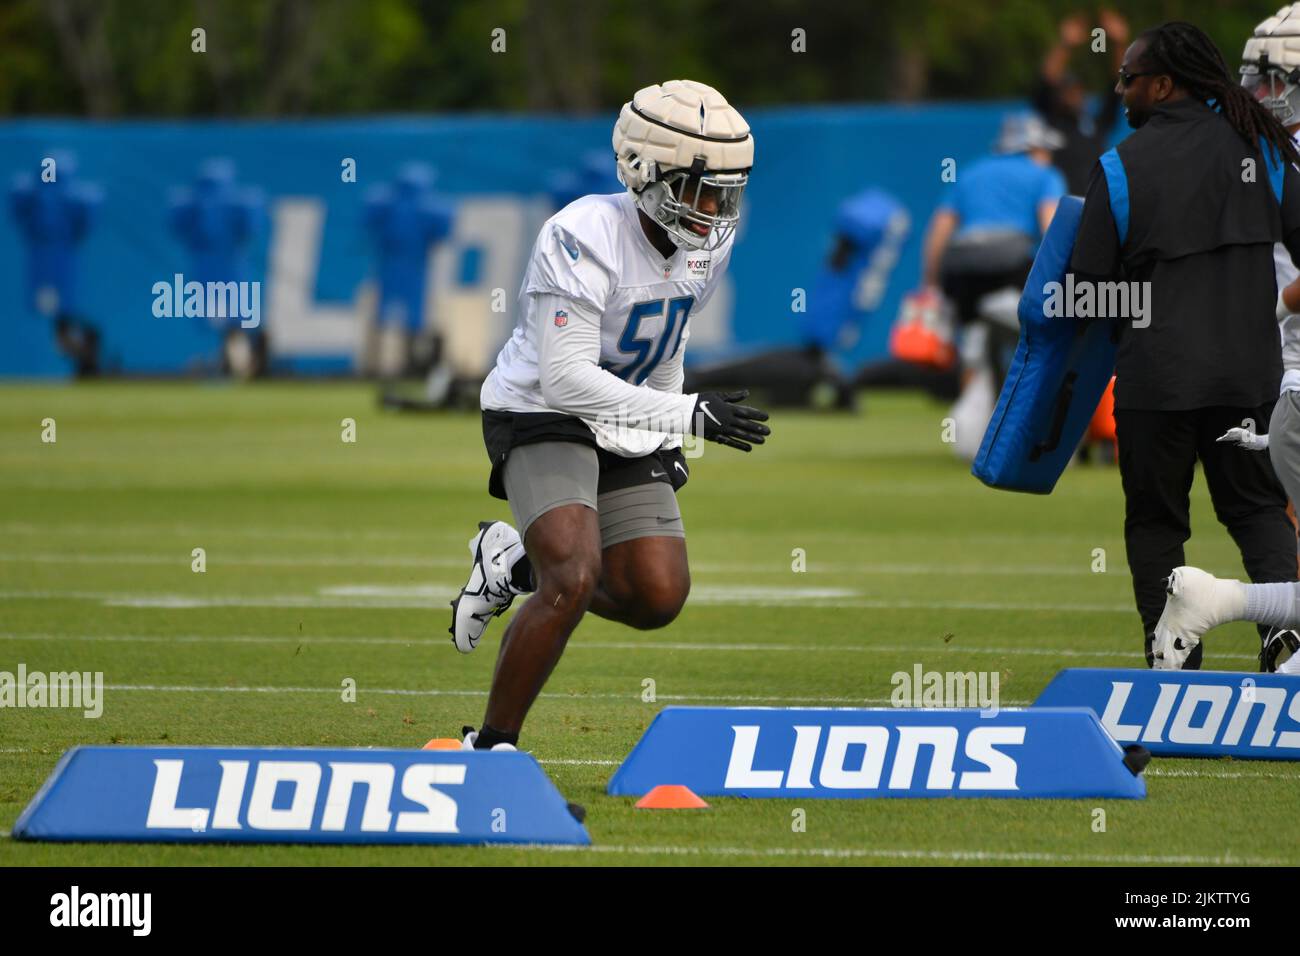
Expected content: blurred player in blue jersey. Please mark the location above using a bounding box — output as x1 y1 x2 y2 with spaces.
914 113 1067 456
922 112 1066 351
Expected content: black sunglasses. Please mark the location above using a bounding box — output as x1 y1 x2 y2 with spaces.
1117 68 1158 88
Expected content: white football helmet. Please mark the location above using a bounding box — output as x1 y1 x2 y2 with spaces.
1241 4 1300 126
612 79 754 252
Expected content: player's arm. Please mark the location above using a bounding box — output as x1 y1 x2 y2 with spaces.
536 293 770 450
921 208 959 290
1038 167 1067 235
538 292 692 431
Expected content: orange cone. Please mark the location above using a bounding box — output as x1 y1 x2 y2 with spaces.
422 738 461 751
635 784 709 809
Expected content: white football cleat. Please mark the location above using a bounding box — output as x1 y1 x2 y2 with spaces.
449 520 526 654
1262 628 1300 673
460 727 517 752
1151 566 1245 669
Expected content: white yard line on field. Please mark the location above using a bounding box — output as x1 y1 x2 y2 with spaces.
0 631 1260 662
0 587 1139 614
0 521 445 544
0 521 1121 548
0 552 467 569
0 746 621 766
0 550 1125 577
92 684 955 705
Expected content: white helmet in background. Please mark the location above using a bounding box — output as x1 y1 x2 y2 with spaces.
994 112 1065 154
1241 4 1300 125
612 80 754 252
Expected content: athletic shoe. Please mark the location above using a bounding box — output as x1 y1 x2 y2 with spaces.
1262 627 1300 673
449 520 525 654
1151 566 1246 670
459 726 518 752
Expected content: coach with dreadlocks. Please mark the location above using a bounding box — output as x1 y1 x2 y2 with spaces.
1070 21 1300 669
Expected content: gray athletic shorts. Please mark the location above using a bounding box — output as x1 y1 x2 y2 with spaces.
1269 389 1300 509
502 441 685 547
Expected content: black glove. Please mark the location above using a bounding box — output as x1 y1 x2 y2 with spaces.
657 447 690 491
692 389 771 452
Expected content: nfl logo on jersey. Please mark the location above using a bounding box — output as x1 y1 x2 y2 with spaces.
554 309 568 327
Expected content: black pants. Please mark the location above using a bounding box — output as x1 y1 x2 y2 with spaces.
1115 404 1296 667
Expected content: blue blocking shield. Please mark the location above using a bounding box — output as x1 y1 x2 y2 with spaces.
1035 668 1300 760
13 746 590 845
607 706 1145 799
972 195 1119 493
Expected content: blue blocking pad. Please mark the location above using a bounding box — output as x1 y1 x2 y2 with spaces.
607 706 1145 799
1034 668 1300 760
13 746 590 845
972 195 1119 494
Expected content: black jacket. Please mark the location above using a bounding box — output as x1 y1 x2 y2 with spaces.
1070 97 1300 411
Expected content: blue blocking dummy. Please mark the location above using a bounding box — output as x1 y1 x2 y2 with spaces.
971 195 1118 493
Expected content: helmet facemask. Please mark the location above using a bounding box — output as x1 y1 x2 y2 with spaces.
639 162 747 252
1241 58 1300 125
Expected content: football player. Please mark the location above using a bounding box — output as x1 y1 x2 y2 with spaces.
448 80 771 750
1154 6 1300 674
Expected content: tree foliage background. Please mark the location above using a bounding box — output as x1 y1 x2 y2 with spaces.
0 0 1272 117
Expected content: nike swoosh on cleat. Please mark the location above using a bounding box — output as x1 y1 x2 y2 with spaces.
650 469 667 478
674 461 687 475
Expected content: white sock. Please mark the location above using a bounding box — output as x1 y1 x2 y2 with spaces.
1242 582 1300 629
1279 651 1300 675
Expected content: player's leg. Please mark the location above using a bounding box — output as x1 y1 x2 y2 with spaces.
1197 403 1297 665
1159 397 1300 670
1153 402 1300 669
466 441 602 747
589 534 690 629
476 502 602 740
1264 392 1300 670
586 480 690 629
1115 407 1200 667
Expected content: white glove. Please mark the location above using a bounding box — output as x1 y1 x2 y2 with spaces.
1217 427 1269 451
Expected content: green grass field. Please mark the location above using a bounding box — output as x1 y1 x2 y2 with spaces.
1 382 1297 866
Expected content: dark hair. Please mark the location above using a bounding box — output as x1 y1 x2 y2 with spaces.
1136 20 1300 166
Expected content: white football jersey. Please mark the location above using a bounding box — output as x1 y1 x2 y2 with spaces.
480 191 734 456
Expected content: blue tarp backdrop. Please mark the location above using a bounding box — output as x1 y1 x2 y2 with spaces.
0 102 1097 377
